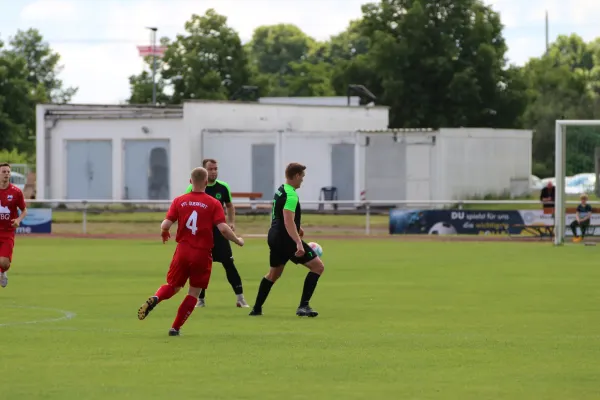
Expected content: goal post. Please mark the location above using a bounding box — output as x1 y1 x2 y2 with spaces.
554 120 600 245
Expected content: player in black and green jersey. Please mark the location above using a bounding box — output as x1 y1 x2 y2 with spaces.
185 159 248 308
249 163 325 317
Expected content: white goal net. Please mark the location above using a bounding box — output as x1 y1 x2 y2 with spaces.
554 120 600 245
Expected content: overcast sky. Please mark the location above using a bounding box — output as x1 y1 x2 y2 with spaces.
1 0 600 104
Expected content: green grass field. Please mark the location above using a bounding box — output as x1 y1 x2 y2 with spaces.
2 237 600 399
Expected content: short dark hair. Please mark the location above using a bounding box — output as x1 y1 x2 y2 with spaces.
285 163 306 180
202 158 217 167
0 163 10 169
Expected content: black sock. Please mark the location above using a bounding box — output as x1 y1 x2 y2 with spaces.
199 289 206 299
253 277 274 310
300 272 321 308
222 259 243 295
571 223 578 237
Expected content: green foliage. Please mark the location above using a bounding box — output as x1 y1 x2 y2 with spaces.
0 28 76 160
0 148 31 164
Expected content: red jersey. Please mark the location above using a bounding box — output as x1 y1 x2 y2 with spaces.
0 184 26 235
166 191 226 250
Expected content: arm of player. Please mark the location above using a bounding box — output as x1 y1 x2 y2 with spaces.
161 198 178 243
283 210 304 257
213 199 243 246
221 181 236 230
12 191 27 227
217 223 244 247
225 202 236 230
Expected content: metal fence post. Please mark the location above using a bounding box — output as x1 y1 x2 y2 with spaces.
82 201 88 234
365 202 371 235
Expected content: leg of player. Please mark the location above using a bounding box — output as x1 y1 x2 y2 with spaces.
570 220 581 241
137 284 181 320
0 257 10 288
222 258 249 307
297 257 325 318
169 286 202 336
249 266 285 316
196 288 206 308
0 239 14 288
581 220 590 239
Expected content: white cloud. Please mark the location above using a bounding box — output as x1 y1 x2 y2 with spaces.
20 0 79 22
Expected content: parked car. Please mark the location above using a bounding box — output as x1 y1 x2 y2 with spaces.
9 172 26 191
565 173 596 195
530 175 544 191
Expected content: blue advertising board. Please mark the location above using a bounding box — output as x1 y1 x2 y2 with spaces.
389 209 528 235
16 208 52 234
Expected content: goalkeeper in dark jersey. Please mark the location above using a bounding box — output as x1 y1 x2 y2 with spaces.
249 163 325 318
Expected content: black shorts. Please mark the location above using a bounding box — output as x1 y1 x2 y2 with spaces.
212 228 233 263
267 228 317 267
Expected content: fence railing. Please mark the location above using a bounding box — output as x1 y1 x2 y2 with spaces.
24 199 596 235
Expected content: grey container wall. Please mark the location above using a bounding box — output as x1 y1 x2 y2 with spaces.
66 140 113 200
331 143 355 202
251 143 275 200
124 140 170 200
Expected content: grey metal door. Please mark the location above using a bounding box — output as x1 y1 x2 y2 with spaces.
66 140 112 200
252 144 275 200
364 134 406 201
124 140 170 200
331 143 355 201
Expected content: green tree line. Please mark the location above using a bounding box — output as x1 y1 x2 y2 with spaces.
3 0 600 177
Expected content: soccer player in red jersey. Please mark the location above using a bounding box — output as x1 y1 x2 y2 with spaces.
137 167 244 336
0 163 27 288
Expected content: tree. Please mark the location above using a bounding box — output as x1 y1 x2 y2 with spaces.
162 9 250 103
0 29 69 155
7 28 77 103
246 24 335 97
128 10 250 104
521 34 600 177
335 0 526 129
247 24 315 75
0 40 37 154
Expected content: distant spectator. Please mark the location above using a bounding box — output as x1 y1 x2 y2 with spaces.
540 182 555 209
570 193 592 242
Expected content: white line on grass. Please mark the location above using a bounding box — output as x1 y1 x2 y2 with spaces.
0 305 76 327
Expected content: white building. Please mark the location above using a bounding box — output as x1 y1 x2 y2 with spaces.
35 100 388 207
359 128 533 204
35 101 533 207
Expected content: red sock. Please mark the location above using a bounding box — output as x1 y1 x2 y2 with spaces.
172 295 197 331
155 285 176 302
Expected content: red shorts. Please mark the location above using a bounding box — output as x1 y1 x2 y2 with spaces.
167 245 213 289
0 235 15 262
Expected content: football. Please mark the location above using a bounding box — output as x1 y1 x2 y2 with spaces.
307 242 323 257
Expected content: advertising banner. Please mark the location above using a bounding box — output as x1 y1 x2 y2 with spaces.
16 208 52 234
389 209 593 236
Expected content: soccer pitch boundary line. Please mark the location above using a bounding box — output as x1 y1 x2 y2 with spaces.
0 305 77 328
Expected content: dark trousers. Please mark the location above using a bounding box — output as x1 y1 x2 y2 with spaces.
570 219 590 237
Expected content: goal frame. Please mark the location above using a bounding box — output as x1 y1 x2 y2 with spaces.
554 120 600 245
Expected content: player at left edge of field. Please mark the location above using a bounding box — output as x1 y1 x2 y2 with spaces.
0 163 27 288
137 167 245 336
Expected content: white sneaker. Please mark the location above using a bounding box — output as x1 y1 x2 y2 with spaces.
0 272 7 288
236 296 250 308
195 298 205 308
